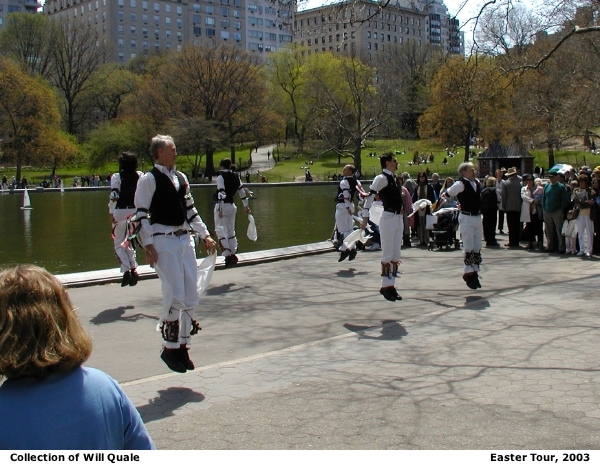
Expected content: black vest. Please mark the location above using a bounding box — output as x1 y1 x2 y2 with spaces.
115 171 139 209
336 176 358 202
378 172 403 213
217 170 242 203
457 178 482 215
149 167 187 226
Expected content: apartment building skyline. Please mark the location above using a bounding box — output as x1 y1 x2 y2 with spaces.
0 0 461 63
295 0 463 60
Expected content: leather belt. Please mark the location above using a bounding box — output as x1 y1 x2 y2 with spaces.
153 230 189 237
384 208 404 214
116 206 135 209
460 211 481 216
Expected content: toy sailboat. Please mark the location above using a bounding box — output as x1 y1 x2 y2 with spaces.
21 189 33 210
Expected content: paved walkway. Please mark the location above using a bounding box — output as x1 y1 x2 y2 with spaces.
67 242 600 449
244 144 276 179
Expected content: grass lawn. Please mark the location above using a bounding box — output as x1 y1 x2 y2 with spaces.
3 139 596 186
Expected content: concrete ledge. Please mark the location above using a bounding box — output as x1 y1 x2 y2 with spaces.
56 241 335 288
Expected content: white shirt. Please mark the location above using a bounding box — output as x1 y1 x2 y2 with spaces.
216 170 248 207
108 171 143 215
445 177 477 197
134 164 210 247
362 169 394 217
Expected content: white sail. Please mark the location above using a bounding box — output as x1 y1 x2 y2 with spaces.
21 189 33 210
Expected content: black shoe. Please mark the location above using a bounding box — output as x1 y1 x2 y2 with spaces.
474 273 481 289
463 273 478 290
380 287 397 301
129 269 139 287
179 346 195 371
160 348 187 373
338 249 350 262
392 288 402 301
121 271 132 287
224 254 239 268
558 250 566 255
348 249 357 261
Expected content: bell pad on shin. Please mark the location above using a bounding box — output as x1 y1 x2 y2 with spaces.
160 319 179 343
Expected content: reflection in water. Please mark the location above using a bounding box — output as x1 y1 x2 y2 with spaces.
0 184 338 274
23 209 32 260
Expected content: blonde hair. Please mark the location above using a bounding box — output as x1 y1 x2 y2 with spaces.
485 177 497 187
0 265 92 379
441 177 454 191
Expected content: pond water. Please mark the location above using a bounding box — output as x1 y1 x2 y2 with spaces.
0 183 340 274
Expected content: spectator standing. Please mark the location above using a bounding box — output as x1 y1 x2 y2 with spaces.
0 264 155 450
572 174 595 257
502 167 523 248
480 177 499 247
495 169 506 234
520 174 540 250
431 173 442 200
401 172 417 197
542 167 570 253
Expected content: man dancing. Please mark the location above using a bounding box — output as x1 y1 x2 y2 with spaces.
442 162 482 289
108 152 143 287
335 164 366 262
214 158 251 268
134 135 217 373
361 153 403 302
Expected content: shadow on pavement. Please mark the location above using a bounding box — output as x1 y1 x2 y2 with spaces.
90 306 159 325
335 268 369 278
206 283 251 296
137 387 206 423
343 320 408 341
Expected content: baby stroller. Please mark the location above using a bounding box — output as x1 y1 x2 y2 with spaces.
427 201 460 251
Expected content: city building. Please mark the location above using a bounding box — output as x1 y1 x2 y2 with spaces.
43 0 295 63
39 0 459 64
294 0 463 59
0 0 42 29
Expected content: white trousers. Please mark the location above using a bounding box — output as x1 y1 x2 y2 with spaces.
577 214 594 255
335 203 355 251
379 211 403 287
154 234 199 348
214 202 238 256
112 208 137 273
458 213 483 273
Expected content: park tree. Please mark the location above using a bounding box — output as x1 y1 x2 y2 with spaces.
509 28 600 168
418 56 509 162
84 64 139 121
378 42 443 136
474 3 542 58
50 18 110 136
0 13 54 79
138 45 268 176
0 57 61 181
268 45 319 154
309 52 387 175
86 117 155 170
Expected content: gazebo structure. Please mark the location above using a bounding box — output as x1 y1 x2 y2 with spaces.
477 140 535 178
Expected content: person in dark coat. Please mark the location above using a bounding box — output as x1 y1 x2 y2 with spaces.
481 177 499 246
